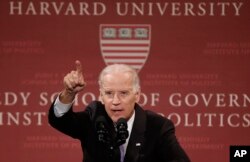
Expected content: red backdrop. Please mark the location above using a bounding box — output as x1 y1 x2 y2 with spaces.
0 0 250 162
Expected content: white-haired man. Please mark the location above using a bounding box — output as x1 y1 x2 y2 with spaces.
49 60 190 162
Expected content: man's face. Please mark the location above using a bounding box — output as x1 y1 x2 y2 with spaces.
100 72 140 123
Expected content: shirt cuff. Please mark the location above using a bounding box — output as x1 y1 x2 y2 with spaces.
53 95 73 117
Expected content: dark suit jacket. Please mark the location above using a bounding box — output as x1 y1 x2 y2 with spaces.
49 101 190 162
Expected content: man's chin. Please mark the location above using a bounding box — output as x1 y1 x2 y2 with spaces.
111 115 125 123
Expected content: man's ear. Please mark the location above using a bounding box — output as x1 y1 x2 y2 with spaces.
135 89 141 103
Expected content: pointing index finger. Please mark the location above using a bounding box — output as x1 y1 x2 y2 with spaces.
75 60 82 74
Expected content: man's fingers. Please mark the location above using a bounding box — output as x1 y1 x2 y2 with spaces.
61 61 86 100
75 60 82 75
64 75 74 90
74 60 86 87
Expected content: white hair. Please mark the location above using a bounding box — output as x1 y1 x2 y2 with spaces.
98 64 140 91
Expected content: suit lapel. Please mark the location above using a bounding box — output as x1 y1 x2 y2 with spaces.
124 104 146 162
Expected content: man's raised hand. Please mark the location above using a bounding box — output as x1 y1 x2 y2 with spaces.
60 60 86 103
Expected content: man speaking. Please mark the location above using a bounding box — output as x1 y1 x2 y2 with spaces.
48 60 190 162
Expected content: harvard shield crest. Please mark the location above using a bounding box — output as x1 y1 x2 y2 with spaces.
100 24 151 72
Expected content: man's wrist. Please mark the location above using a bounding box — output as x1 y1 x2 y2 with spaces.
59 89 76 104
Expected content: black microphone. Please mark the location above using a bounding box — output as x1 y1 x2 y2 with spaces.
115 118 129 146
95 116 109 144
95 116 119 161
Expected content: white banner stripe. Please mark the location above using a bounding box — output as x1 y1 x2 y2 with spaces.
103 53 148 57
102 47 149 50
105 59 146 63
101 40 150 44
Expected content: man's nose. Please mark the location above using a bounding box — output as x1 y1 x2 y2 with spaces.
112 93 121 105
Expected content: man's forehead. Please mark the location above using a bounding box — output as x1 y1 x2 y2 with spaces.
100 72 134 90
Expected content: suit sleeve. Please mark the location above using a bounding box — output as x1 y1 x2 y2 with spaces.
48 100 91 140
157 119 191 162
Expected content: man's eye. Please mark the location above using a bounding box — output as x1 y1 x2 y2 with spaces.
105 91 112 95
120 91 129 96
